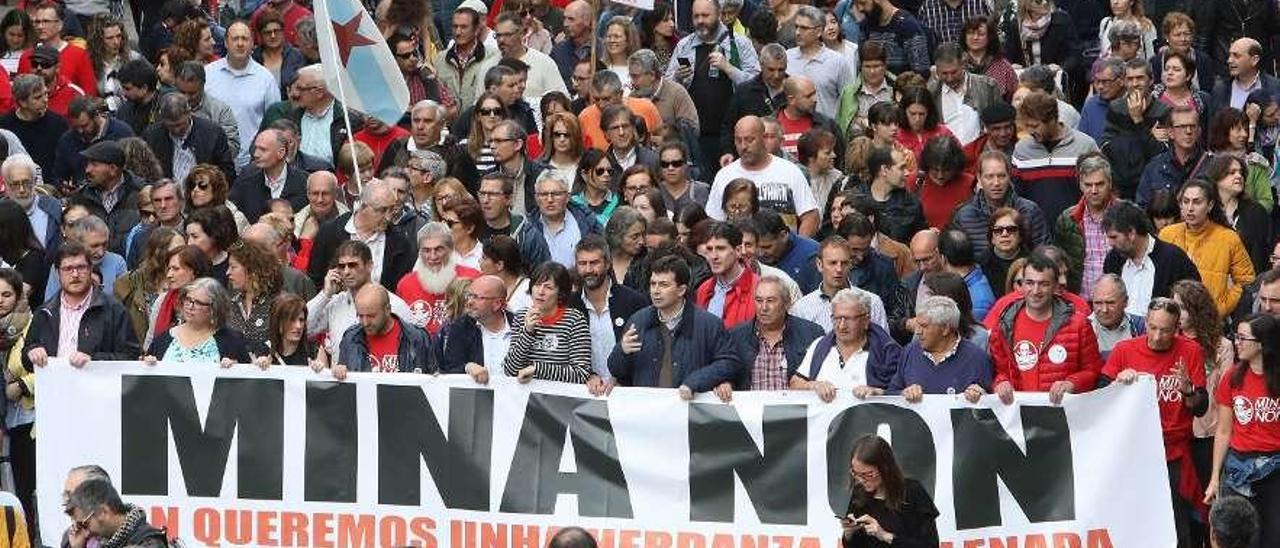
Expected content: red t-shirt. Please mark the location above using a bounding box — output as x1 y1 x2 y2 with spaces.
397 266 480 335
910 172 975 229
776 110 813 161
1008 310 1051 388
366 319 403 373
1104 335 1206 460
1215 365 1280 453
355 126 410 170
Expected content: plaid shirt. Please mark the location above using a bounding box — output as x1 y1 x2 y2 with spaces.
1080 209 1110 297
752 337 789 390
918 0 990 47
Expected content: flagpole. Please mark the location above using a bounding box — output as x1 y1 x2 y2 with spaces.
332 76 364 197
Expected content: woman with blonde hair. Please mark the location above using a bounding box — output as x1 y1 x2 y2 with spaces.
172 18 216 63
602 16 640 92
541 112 584 188
336 140 376 206
115 227 186 344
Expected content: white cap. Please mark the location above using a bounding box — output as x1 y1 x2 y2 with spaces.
456 0 489 15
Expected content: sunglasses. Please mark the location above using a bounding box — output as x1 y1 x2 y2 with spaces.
478 107 504 117
552 131 572 139
394 50 417 60
593 167 613 177
193 181 211 190
991 225 1020 235
660 159 686 168
32 60 56 70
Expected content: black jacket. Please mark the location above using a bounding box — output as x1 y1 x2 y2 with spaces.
486 158 547 216
23 289 140 367
842 478 940 548
147 327 252 363
727 315 824 389
440 310 518 373
142 116 236 184
77 172 144 254
1000 9 1083 99
378 137 481 193
1102 237 1201 301
1195 0 1280 78
569 283 650 341
720 75 784 155
306 212 416 292
1209 73 1280 115
230 164 310 223
1100 96 1171 199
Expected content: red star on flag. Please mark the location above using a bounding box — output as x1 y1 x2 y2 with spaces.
331 11 376 65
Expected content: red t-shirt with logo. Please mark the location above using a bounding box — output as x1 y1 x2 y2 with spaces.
1103 335 1206 460
397 266 479 335
366 319 403 373
1009 310 1051 389
776 110 813 161
1215 365 1280 453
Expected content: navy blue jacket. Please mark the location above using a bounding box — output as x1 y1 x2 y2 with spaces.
336 314 438 373
515 201 603 267
230 164 310 223
888 339 993 394
52 117 135 185
440 311 517 373
727 315 824 389
23 289 140 368
796 323 903 389
1209 73 1280 115
771 233 821 294
1136 147 1207 207
607 305 742 392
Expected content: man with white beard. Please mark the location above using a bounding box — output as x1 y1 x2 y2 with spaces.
396 222 481 336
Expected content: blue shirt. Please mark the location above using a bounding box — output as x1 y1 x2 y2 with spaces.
964 267 996 322
542 213 581 267
1077 95 1109 143
889 339 993 395
776 233 821 294
204 58 281 168
300 101 335 164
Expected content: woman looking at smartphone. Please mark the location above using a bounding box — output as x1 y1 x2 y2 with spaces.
841 434 939 547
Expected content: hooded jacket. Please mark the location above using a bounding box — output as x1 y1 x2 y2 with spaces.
990 296 1103 392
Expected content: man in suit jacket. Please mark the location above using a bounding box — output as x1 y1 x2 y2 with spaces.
1209 38 1280 113
142 93 236 185
441 275 517 379
570 235 648 382
231 128 309 223
306 180 415 292
928 44 1001 143
1101 200 1200 315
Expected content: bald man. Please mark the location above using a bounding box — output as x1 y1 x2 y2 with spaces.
295 171 349 238
333 284 436 379
777 76 843 164
550 1 598 86
707 116 820 236
441 274 515 383
243 222 317 300
1212 38 1280 113
895 229 942 339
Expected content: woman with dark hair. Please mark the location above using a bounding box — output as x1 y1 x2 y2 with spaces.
914 135 972 229
605 206 648 291
620 164 658 205
115 227 185 344
144 277 252 365
0 266 34 534
540 92 573 120
1206 155 1272 272
0 200 46 310
867 102 918 189
257 293 319 367
1159 179 1256 318
721 178 759 223
979 207 1031 298
1245 89 1280 165
632 188 669 223
639 2 679 68
86 14 141 111
541 112 584 188
922 271 989 350
799 127 842 211
1000 0 1081 101
463 92 509 174
1153 51 1209 123
841 434 940 547
172 18 216 63
821 11 858 82
895 87 952 165
480 235 531 313
1205 314 1280 546
0 9 33 75
1172 280 1235 500
1147 188 1181 233
227 240 284 357
570 148 621 225
185 164 250 230
185 205 240 286
377 0 442 57
146 245 213 349
674 203 708 249
439 197 486 270
1206 108 1274 211
251 7 305 95
502 262 593 383
962 15 1016 100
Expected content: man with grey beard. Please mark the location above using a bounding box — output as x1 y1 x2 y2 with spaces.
397 222 481 337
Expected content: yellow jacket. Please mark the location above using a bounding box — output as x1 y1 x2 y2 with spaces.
1159 222 1257 317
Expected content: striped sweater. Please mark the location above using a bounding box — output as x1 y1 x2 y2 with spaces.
1011 127 1099 223
503 307 593 383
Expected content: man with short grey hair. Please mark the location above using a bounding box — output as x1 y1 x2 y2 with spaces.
1 74 68 179
784 5 850 119
794 287 900 401
378 100 480 185
1 153 60 254
720 43 788 163
307 179 416 291
232 128 310 223
727 275 824 394
1100 58 1167 200
1055 151 1117 295
493 11 567 102
1088 273 1145 358
399 222 481 335
289 64 358 166
883 294 992 403
516 175 602 267
172 60 242 161
295 171 348 238
629 49 699 133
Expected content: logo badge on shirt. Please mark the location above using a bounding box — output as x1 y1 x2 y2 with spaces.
1013 340 1039 371
1047 344 1067 365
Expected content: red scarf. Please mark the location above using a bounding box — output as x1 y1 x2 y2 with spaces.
152 290 181 340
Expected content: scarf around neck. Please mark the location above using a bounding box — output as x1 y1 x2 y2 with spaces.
1020 13 1052 42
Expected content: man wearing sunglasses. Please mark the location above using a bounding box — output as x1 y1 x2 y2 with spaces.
30 44 84 119
17 3 97 98
64 478 169 548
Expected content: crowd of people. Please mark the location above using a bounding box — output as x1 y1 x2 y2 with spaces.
0 0 1278 545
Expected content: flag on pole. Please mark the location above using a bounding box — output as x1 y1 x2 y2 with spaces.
313 0 410 125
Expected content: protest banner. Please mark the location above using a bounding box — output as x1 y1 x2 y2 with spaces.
37 361 1174 547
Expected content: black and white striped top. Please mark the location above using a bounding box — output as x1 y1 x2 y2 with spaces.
503 307 593 384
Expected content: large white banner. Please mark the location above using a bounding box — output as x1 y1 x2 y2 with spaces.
37 361 1174 547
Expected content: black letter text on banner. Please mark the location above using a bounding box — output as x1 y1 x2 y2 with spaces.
689 403 808 524
824 403 937 514
377 386 495 508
